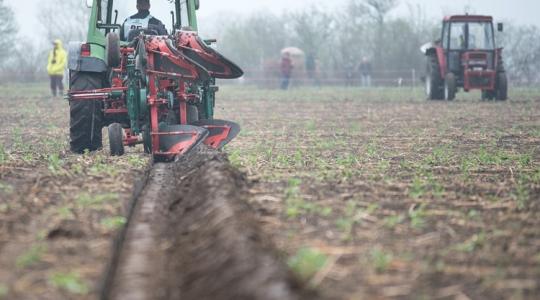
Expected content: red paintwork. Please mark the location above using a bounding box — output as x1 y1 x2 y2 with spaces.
176 31 242 79
124 129 139 146
435 46 447 79
461 51 495 90
201 125 231 149
444 15 493 22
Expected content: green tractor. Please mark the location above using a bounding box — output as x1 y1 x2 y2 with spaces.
68 0 243 159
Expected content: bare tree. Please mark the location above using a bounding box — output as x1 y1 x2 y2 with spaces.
500 24 540 85
38 0 89 43
364 0 399 26
0 0 17 68
290 6 333 58
362 0 399 70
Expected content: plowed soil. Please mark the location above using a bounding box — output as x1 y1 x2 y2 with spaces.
105 147 304 300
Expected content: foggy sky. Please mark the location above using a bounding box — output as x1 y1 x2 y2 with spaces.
6 0 540 42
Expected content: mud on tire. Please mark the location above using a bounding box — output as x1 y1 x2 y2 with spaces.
69 72 105 154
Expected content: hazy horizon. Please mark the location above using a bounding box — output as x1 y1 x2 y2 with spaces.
6 0 539 43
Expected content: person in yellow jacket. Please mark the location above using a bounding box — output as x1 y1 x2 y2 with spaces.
47 39 67 98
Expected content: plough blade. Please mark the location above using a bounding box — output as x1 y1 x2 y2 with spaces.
192 120 241 149
157 125 209 159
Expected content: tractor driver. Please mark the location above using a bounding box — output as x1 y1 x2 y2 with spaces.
120 0 168 41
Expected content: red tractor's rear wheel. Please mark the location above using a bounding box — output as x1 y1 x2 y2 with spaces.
69 72 105 154
426 55 444 100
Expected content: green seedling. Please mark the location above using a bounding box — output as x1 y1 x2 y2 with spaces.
409 176 426 199
57 206 75 220
288 247 328 281
285 178 332 218
305 120 317 131
369 249 393 273
49 272 89 295
514 176 530 210
0 144 7 164
0 182 13 194
409 204 427 229
365 141 378 158
127 155 147 168
454 232 486 252
384 215 405 229
101 216 127 230
76 193 118 208
47 153 64 174
16 244 47 269
0 283 7 299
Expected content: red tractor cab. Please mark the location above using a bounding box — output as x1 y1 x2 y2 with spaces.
421 15 507 101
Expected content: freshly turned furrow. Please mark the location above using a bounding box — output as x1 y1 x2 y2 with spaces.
101 147 305 300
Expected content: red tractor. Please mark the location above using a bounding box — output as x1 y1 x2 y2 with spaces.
421 15 507 101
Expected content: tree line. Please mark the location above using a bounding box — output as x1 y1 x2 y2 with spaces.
0 0 539 85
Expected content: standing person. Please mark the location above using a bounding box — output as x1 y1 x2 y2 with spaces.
280 52 294 90
47 39 67 98
358 57 372 87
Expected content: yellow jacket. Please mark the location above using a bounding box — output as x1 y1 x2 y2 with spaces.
47 40 67 76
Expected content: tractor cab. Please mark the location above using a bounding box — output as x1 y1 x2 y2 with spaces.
88 0 200 42
421 15 507 101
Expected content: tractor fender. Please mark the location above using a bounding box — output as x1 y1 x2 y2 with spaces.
68 41 108 73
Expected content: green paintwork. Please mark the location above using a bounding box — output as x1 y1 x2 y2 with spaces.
187 0 198 30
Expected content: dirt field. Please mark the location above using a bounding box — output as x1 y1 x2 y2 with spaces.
0 84 539 299
221 87 540 300
0 85 150 299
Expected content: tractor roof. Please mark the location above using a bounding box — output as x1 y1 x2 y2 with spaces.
444 15 493 22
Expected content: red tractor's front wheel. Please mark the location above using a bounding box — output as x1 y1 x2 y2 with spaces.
496 72 508 101
444 73 456 101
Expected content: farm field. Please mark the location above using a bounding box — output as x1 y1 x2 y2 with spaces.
1 84 539 299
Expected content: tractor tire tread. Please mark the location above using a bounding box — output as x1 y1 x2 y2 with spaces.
69 72 105 154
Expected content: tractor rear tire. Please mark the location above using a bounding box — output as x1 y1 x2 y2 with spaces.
444 73 456 101
106 32 121 68
69 72 104 154
426 55 443 100
496 72 508 101
108 123 125 156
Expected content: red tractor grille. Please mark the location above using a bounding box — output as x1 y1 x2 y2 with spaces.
469 52 487 60
469 74 492 88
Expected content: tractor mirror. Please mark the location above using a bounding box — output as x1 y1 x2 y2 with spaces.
85 0 93 8
195 0 200 10
497 23 504 32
